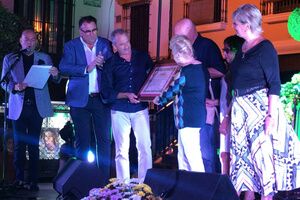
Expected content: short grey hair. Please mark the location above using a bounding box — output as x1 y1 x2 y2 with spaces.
111 29 128 44
232 4 262 35
169 35 194 58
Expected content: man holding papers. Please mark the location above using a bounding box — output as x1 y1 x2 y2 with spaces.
1 28 60 191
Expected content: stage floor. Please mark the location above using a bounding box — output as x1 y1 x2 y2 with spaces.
0 182 58 200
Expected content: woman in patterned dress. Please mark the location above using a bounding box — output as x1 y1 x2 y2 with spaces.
230 4 300 200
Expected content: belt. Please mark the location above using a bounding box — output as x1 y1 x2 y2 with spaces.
89 93 100 98
233 85 266 97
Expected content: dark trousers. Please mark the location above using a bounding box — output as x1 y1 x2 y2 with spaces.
200 121 220 173
12 104 43 184
70 96 111 186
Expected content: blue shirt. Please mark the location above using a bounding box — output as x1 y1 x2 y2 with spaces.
101 49 154 113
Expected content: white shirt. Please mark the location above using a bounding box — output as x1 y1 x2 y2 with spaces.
80 37 99 94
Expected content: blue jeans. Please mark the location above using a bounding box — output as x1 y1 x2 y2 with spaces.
200 123 220 173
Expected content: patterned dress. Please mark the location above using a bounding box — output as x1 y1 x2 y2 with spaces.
230 89 300 196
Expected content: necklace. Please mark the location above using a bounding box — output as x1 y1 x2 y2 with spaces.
242 36 264 59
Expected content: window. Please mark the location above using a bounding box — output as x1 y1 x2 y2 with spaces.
184 0 227 25
261 0 300 15
122 1 150 52
14 0 75 62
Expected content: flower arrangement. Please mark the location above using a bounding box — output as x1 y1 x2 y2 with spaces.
82 178 161 200
280 72 300 123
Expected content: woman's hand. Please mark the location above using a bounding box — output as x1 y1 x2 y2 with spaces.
265 94 279 135
152 96 160 105
264 115 275 135
206 98 219 107
219 116 230 135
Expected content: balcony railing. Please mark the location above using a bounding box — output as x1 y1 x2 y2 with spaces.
261 0 300 15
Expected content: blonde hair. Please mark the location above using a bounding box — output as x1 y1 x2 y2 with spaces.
169 35 194 58
232 4 262 35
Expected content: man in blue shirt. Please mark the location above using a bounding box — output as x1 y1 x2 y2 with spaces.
101 29 153 181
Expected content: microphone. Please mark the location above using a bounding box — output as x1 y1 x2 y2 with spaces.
17 48 28 54
6 49 28 68
11 48 28 57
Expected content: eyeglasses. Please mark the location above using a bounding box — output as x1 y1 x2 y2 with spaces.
222 48 231 54
80 28 98 34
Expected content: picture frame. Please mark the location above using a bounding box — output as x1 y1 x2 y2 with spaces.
39 127 62 160
138 62 180 102
83 0 101 7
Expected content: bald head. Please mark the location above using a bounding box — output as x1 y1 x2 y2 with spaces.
19 28 37 53
173 18 198 43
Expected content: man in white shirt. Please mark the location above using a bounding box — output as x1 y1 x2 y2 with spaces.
59 16 113 186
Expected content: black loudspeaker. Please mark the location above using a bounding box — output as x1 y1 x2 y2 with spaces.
144 168 239 200
53 159 103 199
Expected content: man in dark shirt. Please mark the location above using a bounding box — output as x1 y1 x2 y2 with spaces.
101 29 153 181
174 18 226 173
1 28 60 191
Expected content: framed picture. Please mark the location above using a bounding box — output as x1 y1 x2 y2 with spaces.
138 62 180 102
83 0 101 7
39 128 63 160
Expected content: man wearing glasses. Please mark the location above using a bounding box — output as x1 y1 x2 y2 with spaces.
59 16 112 186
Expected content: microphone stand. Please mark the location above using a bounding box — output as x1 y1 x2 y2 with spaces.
0 55 20 198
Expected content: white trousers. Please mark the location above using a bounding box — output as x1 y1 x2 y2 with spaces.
111 108 152 181
177 127 205 172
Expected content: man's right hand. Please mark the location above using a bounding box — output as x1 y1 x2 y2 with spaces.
14 83 28 92
117 92 140 104
86 53 105 73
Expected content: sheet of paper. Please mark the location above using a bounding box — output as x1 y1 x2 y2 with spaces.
23 65 51 89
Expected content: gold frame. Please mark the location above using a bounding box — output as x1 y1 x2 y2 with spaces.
138 62 179 101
